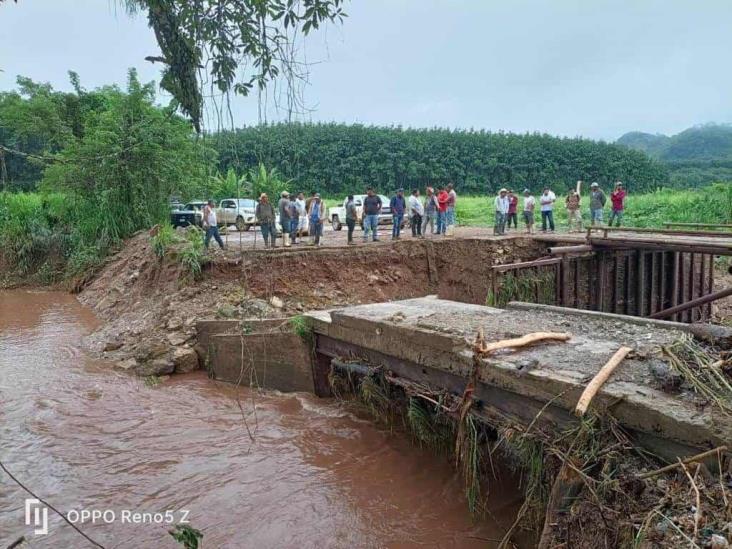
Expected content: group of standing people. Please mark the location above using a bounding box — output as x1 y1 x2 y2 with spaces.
493 181 626 235
254 190 326 248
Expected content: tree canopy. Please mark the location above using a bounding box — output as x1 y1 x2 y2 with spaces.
214 123 669 195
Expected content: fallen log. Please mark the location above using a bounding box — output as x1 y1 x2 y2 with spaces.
475 331 571 355
637 446 728 480
575 346 632 416
537 462 583 549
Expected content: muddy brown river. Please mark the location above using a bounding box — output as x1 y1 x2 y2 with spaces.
0 290 524 548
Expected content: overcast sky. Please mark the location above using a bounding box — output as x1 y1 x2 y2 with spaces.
1 0 731 140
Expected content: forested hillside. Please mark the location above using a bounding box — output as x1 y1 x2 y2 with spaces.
617 124 732 186
214 123 668 194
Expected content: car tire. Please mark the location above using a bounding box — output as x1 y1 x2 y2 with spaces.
235 216 251 232
332 215 342 231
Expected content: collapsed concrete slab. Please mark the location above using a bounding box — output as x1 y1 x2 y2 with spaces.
304 297 732 460
196 317 314 393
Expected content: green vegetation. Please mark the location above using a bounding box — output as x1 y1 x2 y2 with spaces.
618 124 732 186
0 71 211 283
169 524 203 549
214 123 668 195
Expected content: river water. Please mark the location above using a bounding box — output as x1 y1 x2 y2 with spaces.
0 290 524 548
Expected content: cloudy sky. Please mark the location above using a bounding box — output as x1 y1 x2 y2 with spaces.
1 0 731 140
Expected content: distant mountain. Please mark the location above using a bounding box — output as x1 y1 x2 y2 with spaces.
617 124 732 187
617 124 732 163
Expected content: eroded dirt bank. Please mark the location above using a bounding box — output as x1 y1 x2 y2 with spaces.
79 231 545 376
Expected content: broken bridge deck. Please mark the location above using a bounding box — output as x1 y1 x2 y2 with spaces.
305 297 732 461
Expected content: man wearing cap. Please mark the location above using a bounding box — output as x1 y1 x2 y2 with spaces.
589 182 606 226
408 188 424 238
255 193 277 248
278 191 292 247
390 188 407 240
540 186 556 232
609 182 626 227
494 188 509 235
422 186 439 236
308 193 326 246
522 189 536 234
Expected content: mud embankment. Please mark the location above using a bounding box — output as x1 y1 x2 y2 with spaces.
77 233 546 376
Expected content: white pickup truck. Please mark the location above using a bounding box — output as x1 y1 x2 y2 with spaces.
328 194 396 231
216 198 258 231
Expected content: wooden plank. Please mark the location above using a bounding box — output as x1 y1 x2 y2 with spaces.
613 252 620 314
598 253 607 312
493 257 562 272
663 222 732 230
650 286 732 320
602 226 732 238
699 254 707 321
561 258 570 306
708 254 715 319
574 259 580 309
636 251 646 316
650 252 658 315
660 251 667 314
677 253 685 323
688 253 695 323
625 253 632 315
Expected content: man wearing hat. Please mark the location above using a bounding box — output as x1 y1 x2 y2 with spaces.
278 191 292 247
255 193 277 248
307 193 326 246
494 188 509 235
390 188 406 240
609 181 626 227
589 182 606 226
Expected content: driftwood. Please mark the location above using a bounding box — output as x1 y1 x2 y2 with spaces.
537 462 583 549
474 330 571 356
575 346 632 416
638 446 728 480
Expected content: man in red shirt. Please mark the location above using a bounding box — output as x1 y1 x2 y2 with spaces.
506 189 518 231
609 182 626 227
437 187 449 235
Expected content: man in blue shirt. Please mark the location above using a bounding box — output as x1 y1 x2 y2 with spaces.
390 188 406 240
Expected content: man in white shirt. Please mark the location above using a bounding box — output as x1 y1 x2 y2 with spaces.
522 189 536 234
408 189 425 237
294 192 307 240
202 199 225 250
493 188 509 235
540 187 556 232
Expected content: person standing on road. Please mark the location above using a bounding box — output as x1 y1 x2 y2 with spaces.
446 183 457 232
589 182 606 226
506 189 518 231
255 193 277 248
308 193 326 246
202 199 225 250
609 182 626 227
494 188 509 235
288 196 300 245
565 189 582 232
409 188 424 238
345 194 357 245
522 189 536 234
278 191 292 247
362 188 382 242
295 192 307 241
540 186 556 232
390 188 406 240
437 186 449 235
422 186 438 236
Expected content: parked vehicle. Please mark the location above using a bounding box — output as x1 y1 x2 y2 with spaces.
170 201 206 228
216 198 258 231
328 194 396 231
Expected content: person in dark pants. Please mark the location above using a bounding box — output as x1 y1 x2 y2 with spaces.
408 188 423 237
390 188 406 240
345 194 357 244
277 191 292 247
255 193 277 248
202 199 224 250
506 189 518 230
540 187 556 232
